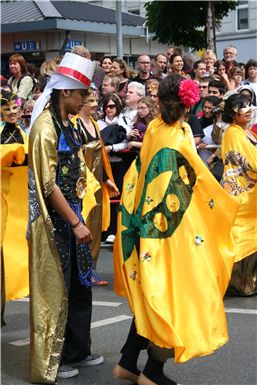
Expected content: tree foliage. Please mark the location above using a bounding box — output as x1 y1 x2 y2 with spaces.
145 1 237 50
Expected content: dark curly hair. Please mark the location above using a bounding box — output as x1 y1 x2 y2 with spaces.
157 74 185 124
222 93 251 124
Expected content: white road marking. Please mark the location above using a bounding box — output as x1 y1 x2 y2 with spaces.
91 315 133 328
9 338 30 346
9 315 132 346
225 307 257 315
14 298 29 302
14 298 122 307
93 301 122 307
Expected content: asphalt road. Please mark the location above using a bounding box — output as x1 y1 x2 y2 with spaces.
1 245 257 385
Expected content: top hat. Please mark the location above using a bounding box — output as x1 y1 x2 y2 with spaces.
57 52 95 87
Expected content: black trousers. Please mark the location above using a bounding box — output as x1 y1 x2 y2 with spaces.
61 243 92 365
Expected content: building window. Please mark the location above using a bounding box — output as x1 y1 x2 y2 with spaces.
237 1 249 30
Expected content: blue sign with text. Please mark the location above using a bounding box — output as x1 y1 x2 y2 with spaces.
65 40 83 49
14 41 41 51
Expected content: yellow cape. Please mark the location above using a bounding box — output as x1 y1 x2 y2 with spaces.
114 117 239 363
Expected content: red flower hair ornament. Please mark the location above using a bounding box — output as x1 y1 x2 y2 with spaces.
178 79 200 108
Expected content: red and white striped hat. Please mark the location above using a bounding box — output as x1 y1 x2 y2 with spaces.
57 52 95 87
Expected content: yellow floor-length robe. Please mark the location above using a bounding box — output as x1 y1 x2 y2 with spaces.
114 116 239 363
1 128 29 301
221 123 257 295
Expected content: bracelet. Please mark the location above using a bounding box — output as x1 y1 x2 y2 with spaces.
71 219 80 228
72 223 83 231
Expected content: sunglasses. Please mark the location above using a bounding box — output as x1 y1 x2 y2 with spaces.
105 104 116 110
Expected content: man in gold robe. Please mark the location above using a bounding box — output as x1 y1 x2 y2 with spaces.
28 53 103 383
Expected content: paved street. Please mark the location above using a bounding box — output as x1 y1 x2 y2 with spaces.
1 246 257 385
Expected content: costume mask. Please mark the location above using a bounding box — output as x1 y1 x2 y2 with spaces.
1 100 19 119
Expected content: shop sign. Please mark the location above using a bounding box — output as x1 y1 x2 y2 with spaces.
14 41 41 51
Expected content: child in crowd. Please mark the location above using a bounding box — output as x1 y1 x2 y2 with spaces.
128 96 157 151
20 99 35 134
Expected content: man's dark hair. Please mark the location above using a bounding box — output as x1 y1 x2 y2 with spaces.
245 59 257 78
193 60 205 70
202 95 221 107
208 80 226 96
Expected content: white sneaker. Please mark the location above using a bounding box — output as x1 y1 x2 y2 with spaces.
57 365 79 379
105 234 115 244
72 354 104 367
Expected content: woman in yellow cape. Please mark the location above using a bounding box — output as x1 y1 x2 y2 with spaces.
221 93 257 296
1 91 29 327
71 89 119 269
113 75 239 385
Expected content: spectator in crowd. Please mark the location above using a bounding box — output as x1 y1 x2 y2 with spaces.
192 60 207 83
238 62 246 80
54 54 63 65
121 81 146 130
20 99 35 134
229 66 243 91
113 74 239 385
133 54 153 86
191 78 210 117
146 79 160 108
101 75 120 97
40 59 57 88
197 96 222 168
112 58 131 98
182 52 195 75
199 96 222 130
222 45 238 76
128 96 157 152
0 77 12 93
221 93 257 296
8 54 35 100
166 46 182 61
208 79 226 98
244 59 257 98
201 49 217 75
151 53 167 81
100 55 113 75
169 54 189 78
98 93 128 245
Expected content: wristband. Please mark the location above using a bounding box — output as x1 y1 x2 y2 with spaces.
71 219 80 228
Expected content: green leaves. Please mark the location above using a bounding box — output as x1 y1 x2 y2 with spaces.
145 1 237 50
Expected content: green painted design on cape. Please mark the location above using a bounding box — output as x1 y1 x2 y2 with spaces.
121 148 196 262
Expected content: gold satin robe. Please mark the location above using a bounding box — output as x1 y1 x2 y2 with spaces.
221 123 257 295
28 109 99 383
71 115 114 262
114 117 239 363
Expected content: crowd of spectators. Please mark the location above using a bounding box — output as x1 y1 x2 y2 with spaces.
1 45 257 243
